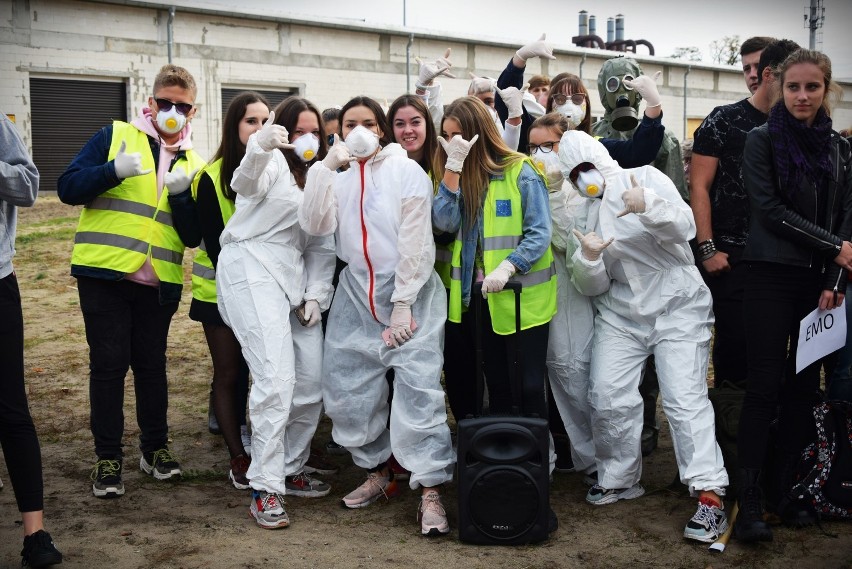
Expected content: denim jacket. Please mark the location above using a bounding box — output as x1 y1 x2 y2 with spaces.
432 161 551 307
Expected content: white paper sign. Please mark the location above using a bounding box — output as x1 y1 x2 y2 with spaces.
796 306 847 373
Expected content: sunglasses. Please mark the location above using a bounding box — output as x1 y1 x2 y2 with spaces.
528 141 559 154
551 93 586 106
605 75 635 93
154 98 194 116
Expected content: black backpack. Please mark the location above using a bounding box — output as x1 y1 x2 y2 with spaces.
790 400 852 519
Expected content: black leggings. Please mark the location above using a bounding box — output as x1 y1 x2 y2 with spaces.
0 273 44 512
737 262 824 469
204 322 250 460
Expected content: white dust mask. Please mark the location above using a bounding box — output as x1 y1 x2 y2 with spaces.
345 125 380 158
531 148 561 178
156 106 186 135
293 134 320 162
554 101 587 130
575 168 605 199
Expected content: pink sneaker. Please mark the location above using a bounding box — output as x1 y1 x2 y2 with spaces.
418 490 450 536
341 471 399 509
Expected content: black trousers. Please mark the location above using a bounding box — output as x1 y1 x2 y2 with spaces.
444 294 549 421
77 276 178 458
737 262 824 469
700 245 748 388
0 273 44 512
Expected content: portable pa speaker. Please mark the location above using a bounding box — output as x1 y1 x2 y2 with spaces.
457 416 550 545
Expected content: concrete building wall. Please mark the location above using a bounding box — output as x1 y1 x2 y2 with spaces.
2 0 851 160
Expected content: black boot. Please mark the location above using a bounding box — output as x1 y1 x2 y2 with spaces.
734 468 773 542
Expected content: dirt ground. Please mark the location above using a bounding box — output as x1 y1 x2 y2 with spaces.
1 196 851 569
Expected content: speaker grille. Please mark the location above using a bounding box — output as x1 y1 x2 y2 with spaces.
468 467 541 540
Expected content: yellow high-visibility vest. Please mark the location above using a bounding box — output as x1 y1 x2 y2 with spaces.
190 159 236 303
447 159 557 335
70 121 206 285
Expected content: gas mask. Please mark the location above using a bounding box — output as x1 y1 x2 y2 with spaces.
574 167 606 199
606 74 638 132
156 106 186 135
344 125 380 158
293 133 320 163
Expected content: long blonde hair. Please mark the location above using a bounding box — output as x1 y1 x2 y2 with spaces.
776 48 842 115
436 97 526 228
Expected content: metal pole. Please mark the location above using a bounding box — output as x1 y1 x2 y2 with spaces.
808 0 817 50
683 65 691 141
167 6 175 64
404 0 411 93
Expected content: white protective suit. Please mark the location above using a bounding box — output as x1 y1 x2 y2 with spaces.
298 143 455 489
546 182 598 476
217 134 336 496
557 130 727 496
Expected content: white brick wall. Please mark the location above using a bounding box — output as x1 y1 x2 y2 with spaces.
3 0 850 158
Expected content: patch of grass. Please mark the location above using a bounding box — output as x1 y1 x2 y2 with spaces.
16 227 76 245
24 216 79 228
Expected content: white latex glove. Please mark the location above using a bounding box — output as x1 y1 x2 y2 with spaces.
497 85 526 120
322 134 355 170
623 71 662 108
415 48 455 89
572 228 614 261
302 299 321 327
255 110 295 152
515 33 556 62
438 134 479 174
544 162 564 193
164 166 199 196
113 140 153 179
387 302 413 348
617 174 647 217
481 259 516 298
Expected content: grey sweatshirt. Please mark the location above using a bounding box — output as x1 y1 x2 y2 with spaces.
0 113 39 279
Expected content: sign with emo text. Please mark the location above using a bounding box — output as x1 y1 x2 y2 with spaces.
796 306 847 373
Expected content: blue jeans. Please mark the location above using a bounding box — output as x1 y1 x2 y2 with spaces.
828 296 852 402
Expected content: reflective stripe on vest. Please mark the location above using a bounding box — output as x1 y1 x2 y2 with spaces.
190 159 236 303
70 121 205 285
447 159 557 334
434 242 454 288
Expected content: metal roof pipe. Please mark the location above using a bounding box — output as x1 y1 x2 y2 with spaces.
615 14 624 41
589 15 596 37
634 39 655 56
578 10 589 37
607 17 614 43
572 35 606 50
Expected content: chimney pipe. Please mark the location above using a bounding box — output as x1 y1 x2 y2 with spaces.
615 13 625 41
607 17 615 43
589 15 596 37
578 10 589 36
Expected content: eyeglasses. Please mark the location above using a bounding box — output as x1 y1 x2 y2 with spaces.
551 93 586 106
154 98 194 116
569 161 596 181
528 141 559 154
605 74 635 93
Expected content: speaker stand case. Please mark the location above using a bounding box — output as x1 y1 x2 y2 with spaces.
456 282 551 545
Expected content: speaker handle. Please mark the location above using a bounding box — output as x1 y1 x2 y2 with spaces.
472 281 524 417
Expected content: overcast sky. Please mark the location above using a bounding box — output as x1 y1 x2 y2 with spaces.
188 0 852 79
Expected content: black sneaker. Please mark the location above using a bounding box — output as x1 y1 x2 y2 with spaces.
21 529 62 567
91 457 124 498
140 448 182 480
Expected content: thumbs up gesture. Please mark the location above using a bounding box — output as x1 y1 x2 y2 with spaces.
164 166 200 195
255 111 295 152
113 140 153 179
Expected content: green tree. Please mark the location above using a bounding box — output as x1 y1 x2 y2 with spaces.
709 35 741 65
670 46 703 62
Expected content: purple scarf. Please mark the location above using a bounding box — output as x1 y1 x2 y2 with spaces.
767 100 833 195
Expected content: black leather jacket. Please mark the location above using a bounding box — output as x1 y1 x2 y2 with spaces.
742 125 852 294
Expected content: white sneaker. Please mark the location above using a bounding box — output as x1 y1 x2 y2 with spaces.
418 490 450 536
585 483 645 506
